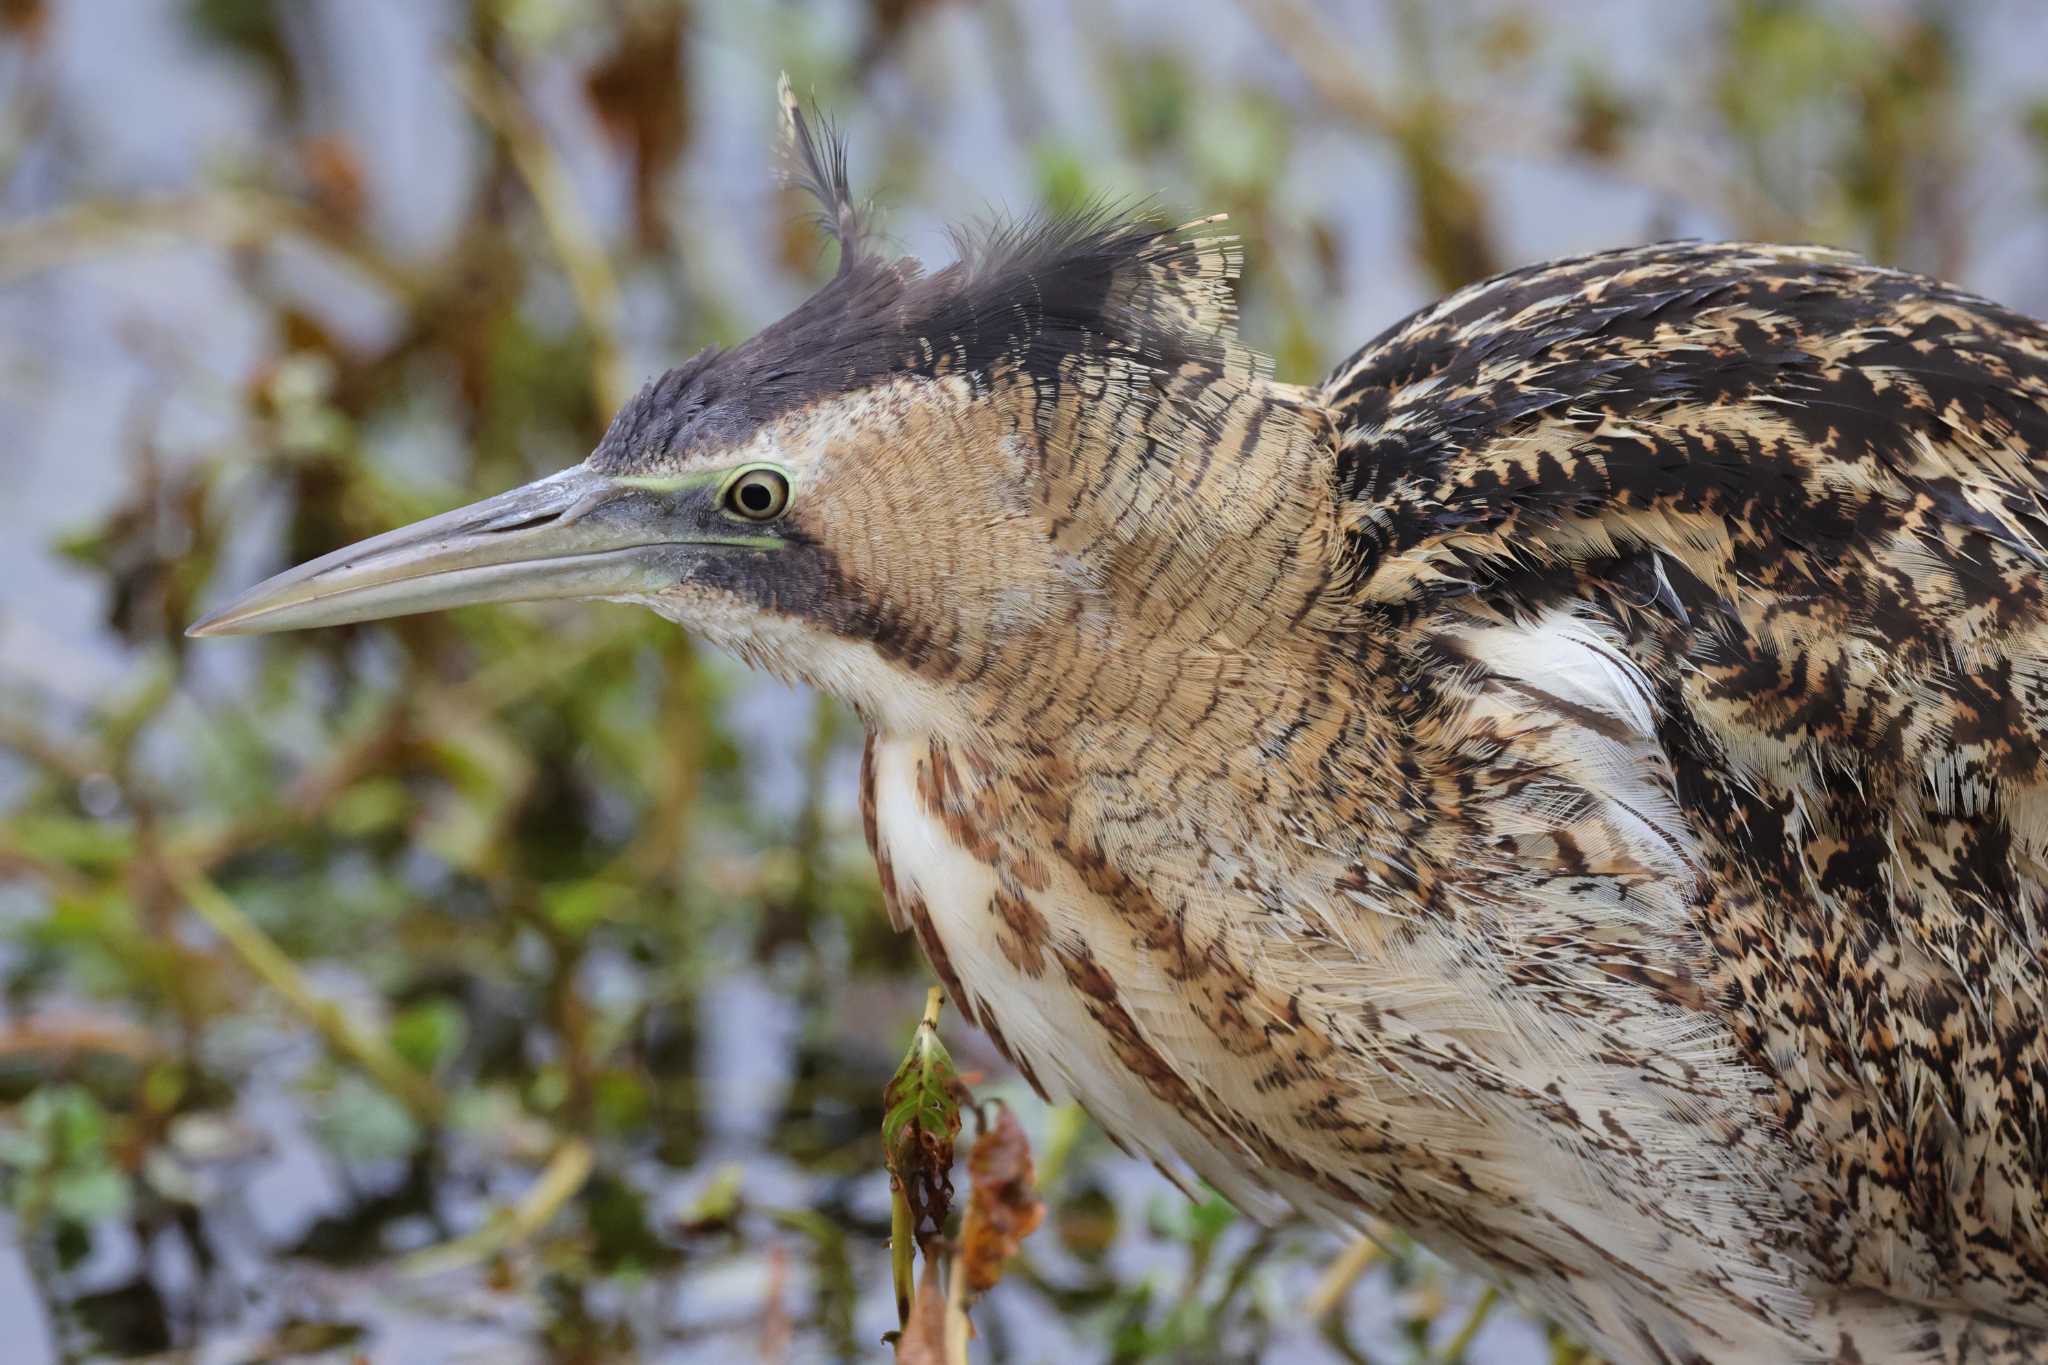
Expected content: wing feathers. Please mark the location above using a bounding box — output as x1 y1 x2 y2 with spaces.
1321 240 2048 1320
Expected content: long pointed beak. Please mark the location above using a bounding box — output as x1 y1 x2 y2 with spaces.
188 465 685 637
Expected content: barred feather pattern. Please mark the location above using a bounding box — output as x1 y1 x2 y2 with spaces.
612 200 2048 1357
1321 244 2048 1335
206 83 2048 1361
831 243 2048 1362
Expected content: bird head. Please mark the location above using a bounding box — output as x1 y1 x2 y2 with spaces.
189 82 1332 734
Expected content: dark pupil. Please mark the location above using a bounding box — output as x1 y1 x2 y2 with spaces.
740 481 772 512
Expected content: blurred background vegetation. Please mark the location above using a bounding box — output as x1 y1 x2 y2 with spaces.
3 1 2048 1361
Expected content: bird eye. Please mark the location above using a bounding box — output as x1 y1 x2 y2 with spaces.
724 468 790 522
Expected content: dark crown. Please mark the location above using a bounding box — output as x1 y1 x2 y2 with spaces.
590 80 1246 475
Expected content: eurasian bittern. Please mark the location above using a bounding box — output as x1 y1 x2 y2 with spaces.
191 86 2048 1363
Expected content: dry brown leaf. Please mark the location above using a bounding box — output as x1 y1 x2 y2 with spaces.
892 1253 950 1365
299 135 366 230
1 0 47 41
582 6 687 249
959 1104 1045 1296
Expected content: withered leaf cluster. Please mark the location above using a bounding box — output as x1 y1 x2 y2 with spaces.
881 998 963 1251
959 1104 1044 1296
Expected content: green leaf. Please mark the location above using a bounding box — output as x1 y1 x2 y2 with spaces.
6 814 135 872
1186 1192 1238 1247
390 999 466 1076
311 1074 421 1164
0 1086 133 1229
327 777 411 838
49 1166 132 1225
592 1069 649 1134
541 880 632 938
881 988 961 1322
584 1170 673 1273
1031 143 1095 217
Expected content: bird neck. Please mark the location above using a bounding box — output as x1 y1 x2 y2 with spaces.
908 375 1352 744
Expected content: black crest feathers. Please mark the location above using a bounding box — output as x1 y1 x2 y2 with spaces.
592 81 1256 476
777 73 868 276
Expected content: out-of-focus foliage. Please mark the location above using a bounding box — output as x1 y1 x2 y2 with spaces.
1 1 2045 1362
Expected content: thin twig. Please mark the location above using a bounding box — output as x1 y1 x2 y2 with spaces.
167 704 408 873
1305 1231 1383 1321
1234 0 1790 238
440 615 642 717
1437 1285 1500 1362
943 1247 971 1364
1030 1103 1087 1194
447 48 630 414
0 1014 163 1063
0 713 108 784
0 842 91 896
398 1137 595 1277
171 865 446 1125
0 190 422 298
1235 0 1400 134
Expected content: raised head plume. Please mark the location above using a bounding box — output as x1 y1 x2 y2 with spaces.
777 72 869 276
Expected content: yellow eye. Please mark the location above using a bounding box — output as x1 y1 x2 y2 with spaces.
724 468 790 521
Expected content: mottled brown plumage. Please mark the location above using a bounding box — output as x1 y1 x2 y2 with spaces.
192 91 2048 1362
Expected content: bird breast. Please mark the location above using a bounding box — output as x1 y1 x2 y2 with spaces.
856 642 1825 1362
